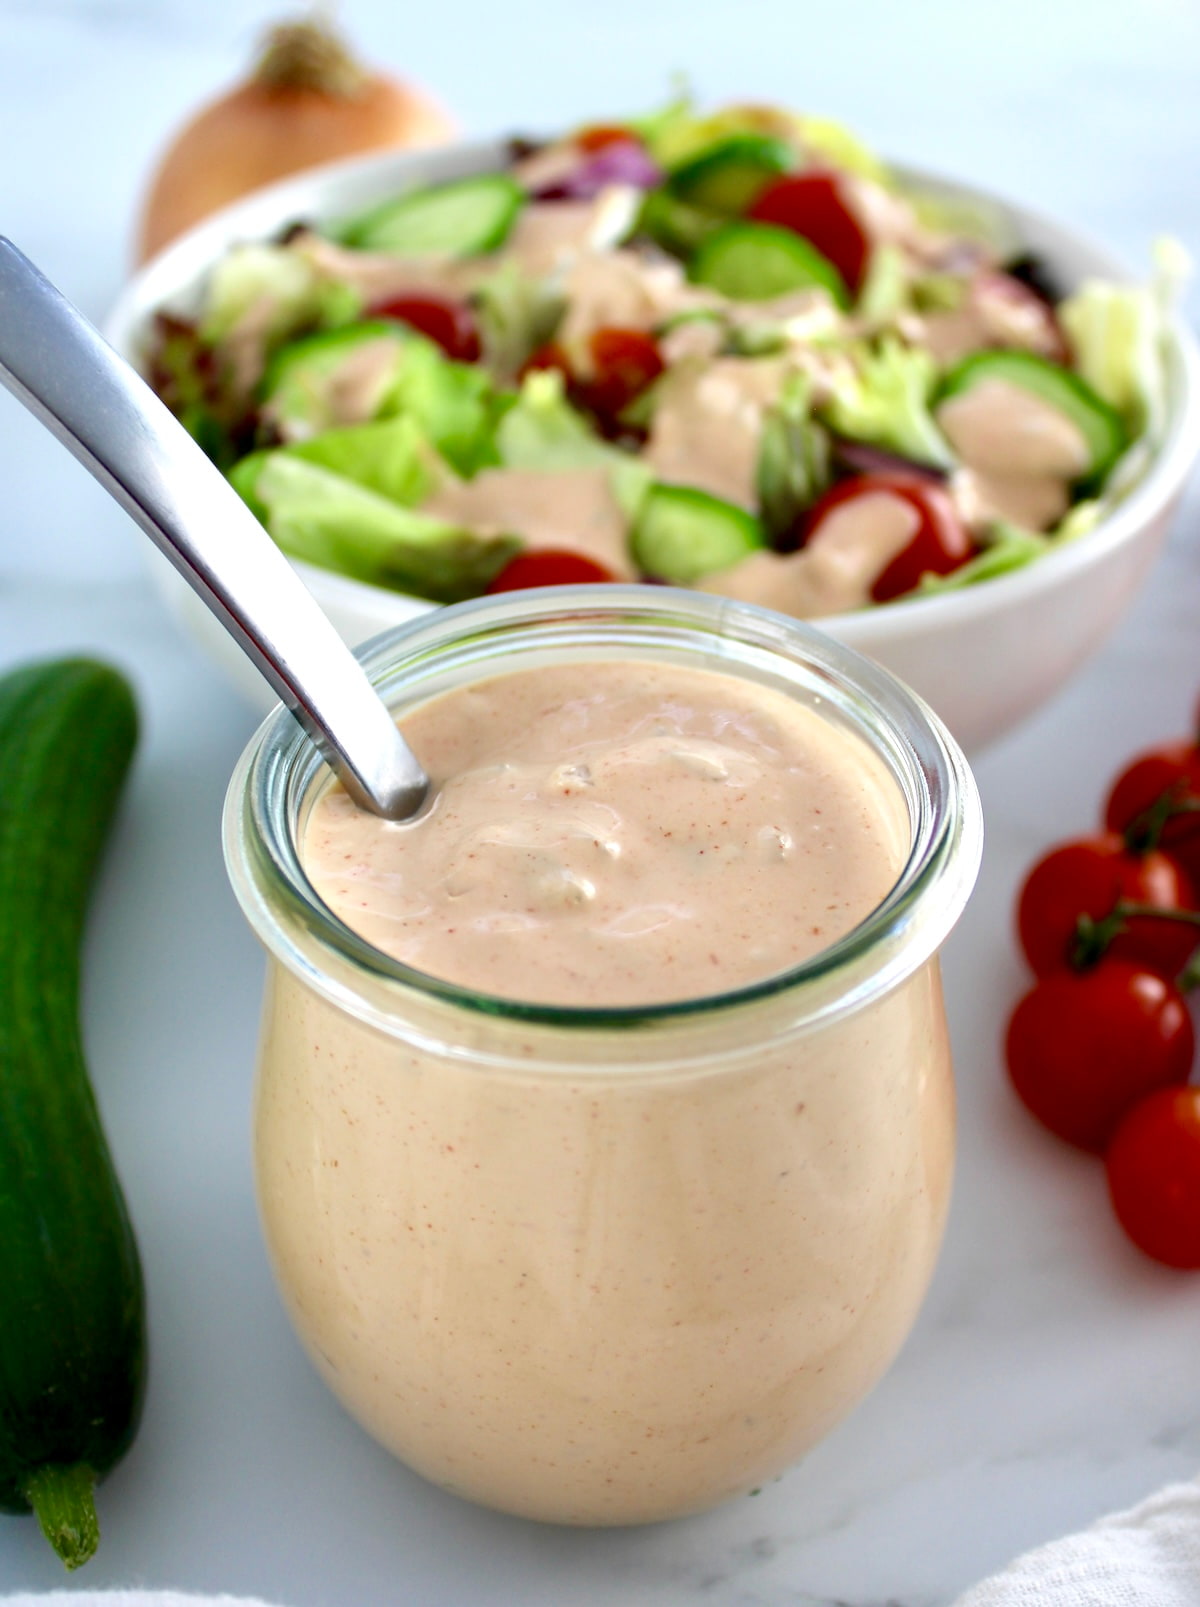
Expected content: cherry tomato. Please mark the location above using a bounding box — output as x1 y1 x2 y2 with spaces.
576 124 639 153
370 294 481 362
1006 962 1194 1151
1016 833 1197 979
1104 741 1200 866
1106 1087 1200 1269
518 329 662 436
800 474 974 602
747 171 870 295
578 326 665 425
518 342 572 382
486 551 616 592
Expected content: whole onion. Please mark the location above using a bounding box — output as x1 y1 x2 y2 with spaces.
135 19 455 264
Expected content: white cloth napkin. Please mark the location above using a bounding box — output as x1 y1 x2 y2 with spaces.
952 1474 1200 1606
4 1478 1200 1607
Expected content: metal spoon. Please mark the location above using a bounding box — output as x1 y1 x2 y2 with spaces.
0 237 431 821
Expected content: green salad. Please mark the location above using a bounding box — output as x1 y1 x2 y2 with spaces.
147 97 1183 615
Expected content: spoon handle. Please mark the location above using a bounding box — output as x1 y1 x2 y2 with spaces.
0 237 429 821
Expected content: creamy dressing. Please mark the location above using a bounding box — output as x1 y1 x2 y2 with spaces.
301 659 908 1006
842 174 947 266
642 356 792 509
913 273 1064 367
936 376 1089 530
297 230 492 305
256 651 958 1525
701 490 920 617
421 466 636 578
266 334 403 441
501 189 640 277
557 250 719 362
295 189 638 312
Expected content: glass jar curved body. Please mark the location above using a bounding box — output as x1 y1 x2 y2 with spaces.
226 588 982 1527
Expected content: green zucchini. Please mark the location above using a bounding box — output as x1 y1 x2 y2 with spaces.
0 658 145 1570
688 220 851 309
341 174 526 257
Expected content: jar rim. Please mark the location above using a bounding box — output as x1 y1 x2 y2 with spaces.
224 586 983 1040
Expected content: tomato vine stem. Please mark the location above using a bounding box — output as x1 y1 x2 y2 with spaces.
1071 900 1200 972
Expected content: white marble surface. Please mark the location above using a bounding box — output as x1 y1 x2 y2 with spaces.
2 1 1200 1601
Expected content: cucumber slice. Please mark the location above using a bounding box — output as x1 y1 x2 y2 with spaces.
260 321 410 433
665 134 796 215
341 175 526 257
936 349 1127 486
688 221 850 309
635 189 725 259
631 483 766 584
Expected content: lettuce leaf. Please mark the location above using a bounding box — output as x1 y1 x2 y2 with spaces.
819 336 955 469
916 525 1047 596
229 413 438 519
756 370 831 540
898 184 1018 255
385 339 506 478
797 115 889 185
855 245 911 323
473 260 566 384
630 93 805 170
200 243 361 347
232 450 517 600
914 499 1104 600
496 370 652 514
1058 238 1189 443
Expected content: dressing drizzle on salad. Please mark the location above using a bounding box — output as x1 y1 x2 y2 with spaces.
147 98 1177 615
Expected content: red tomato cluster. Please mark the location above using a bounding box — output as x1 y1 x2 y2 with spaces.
1006 707 1200 1268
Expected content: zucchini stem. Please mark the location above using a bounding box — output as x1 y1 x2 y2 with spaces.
24 1463 99 1570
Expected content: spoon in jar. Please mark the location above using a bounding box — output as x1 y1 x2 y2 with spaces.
0 236 431 821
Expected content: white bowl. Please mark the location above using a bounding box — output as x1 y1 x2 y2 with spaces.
106 139 1200 752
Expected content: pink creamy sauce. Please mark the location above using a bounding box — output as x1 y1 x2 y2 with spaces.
302 658 909 1005
262 654 954 1526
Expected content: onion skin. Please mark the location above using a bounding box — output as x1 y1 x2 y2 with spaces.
135 23 456 264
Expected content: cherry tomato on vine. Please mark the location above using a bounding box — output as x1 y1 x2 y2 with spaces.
371 293 481 362
800 474 974 602
747 171 870 295
1016 832 1197 979
1105 740 1200 869
486 551 616 592
1005 961 1194 1151
1106 1087 1200 1269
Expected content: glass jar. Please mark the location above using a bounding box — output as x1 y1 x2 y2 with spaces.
224 587 982 1527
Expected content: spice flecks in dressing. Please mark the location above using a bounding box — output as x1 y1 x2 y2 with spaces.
302 660 908 1005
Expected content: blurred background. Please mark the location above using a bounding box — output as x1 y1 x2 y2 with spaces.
6 0 1200 580
0 0 1191 578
